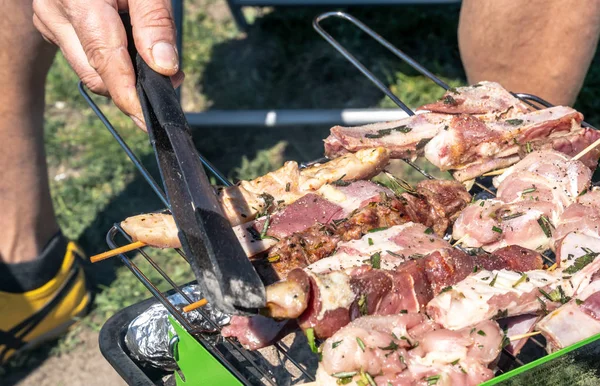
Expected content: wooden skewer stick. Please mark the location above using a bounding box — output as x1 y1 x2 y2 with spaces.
452 235 469 247
90 240 147 263
509 331 542 341
547 262 558 271
482 169 507 177
182 298 209 313
573 137 600 161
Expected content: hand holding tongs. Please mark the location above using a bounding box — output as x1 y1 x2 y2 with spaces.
120 14 266 315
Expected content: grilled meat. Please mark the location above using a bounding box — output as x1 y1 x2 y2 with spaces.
268 180 471 278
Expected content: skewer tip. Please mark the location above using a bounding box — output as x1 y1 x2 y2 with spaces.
183 298 208 313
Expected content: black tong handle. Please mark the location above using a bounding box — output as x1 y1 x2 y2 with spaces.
120 14 266 314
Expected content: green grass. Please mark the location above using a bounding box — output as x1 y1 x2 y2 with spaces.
5 0 600 379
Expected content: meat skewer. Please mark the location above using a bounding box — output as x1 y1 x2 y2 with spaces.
316 314 504 386
220 147 390 226
325 81 599 182
452 150 593 252
536 271 600 352
427 232 600 330
119 180 394 251
222 241 543 349
267 179 471 279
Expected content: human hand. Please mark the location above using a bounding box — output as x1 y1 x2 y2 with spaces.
33 0 185 130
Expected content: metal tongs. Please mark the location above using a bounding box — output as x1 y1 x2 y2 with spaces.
121 14 266 315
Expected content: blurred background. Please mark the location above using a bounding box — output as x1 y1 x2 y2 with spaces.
2 1 600 384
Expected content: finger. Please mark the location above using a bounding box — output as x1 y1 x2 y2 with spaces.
42 21 110 96
129 0 179 76
32 14 58 45
33 6 109 96
68 1 142 121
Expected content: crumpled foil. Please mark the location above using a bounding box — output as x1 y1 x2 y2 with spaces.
124 284 230 370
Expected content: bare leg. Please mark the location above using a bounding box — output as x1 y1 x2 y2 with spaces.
0 1 59 264
458 0 600 106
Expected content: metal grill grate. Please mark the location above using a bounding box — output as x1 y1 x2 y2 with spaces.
82 11 599 385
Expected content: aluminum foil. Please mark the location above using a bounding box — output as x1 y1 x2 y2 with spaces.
124 284 230 370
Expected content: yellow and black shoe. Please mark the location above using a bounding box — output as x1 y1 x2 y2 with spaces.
0 233 92 363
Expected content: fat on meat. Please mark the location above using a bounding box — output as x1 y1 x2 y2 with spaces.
554 188 600 246
452 150 592 252
324 113 453 159
536 271 600 352
424 106 583 175
428 232 600 330
417 81 531 118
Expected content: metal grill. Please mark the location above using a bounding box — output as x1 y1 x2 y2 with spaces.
82 11 598 385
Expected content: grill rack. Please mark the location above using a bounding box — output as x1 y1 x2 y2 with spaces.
83 11 599 385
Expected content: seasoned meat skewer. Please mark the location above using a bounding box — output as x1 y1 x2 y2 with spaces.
316 315 503 386
324 82 531 160
222 241 543 348
325 81 600 181
427 232 600 330
268 179 471 278
452 150 592 252
121 180 392 252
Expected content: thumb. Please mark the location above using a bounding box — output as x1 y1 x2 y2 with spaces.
129 0 179 76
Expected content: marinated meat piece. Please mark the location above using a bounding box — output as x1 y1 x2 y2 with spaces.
333 197 414 242
453 151 592 252
336 223 449 263
349 270 394 320
536 272 600 352
220 147 390 225
484 245 544 272
427 233 600 330
499 314 542 356
324 113 454 159
452 199 556 252
268 225 340 278
495 151 590 207
268 180 471 276
417 81 530 118
415 179 474 233
425 106 584 179
121 213 181 249
317 315 502 386
297 270 356 339
554 188 600 247
262 269 311 319
220 315 295 351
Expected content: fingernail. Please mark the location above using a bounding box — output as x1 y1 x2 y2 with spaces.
130 115 147 131
171 71 185 89
151 42 179 71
